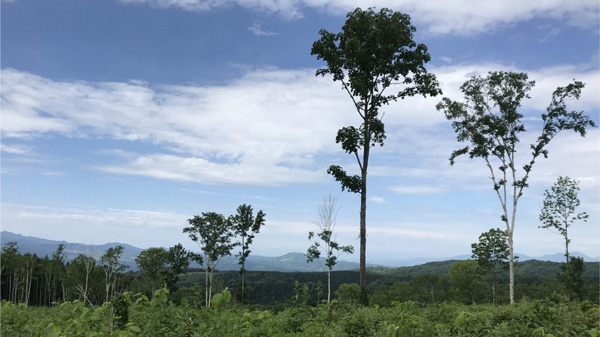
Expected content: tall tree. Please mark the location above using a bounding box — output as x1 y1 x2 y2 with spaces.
229 204 266 306
99 245 127 303
437 71 596 303
471 228 511 304
184 212 235 307
311 7 441 301
306 195 354 304
539 176 588 300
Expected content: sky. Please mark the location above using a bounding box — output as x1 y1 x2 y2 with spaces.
1 0 599 265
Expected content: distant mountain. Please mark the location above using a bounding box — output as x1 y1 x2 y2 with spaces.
0 231 359 272
3 231 597 271
1 231 142 269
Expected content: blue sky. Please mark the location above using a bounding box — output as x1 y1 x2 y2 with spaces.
2 0 599 264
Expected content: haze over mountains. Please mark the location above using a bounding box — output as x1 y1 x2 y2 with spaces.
2 231 598 272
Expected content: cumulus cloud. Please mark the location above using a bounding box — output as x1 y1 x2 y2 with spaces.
116 0 599 35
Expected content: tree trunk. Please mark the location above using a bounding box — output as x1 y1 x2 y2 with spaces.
359 134 369 295
327 268 331 303
205 266 209 307
241 236 246 307
508 232 515 304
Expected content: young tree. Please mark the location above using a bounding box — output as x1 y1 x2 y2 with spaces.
448 260 487 305
68 253 96 305
306 195 354 304
539 176 588 300
437 71 595 304
563 256 586 300
100 245 127 303
164 243 193 292
471 228 511 304
229 204 266 306
312 7 441 301
135 247 169 294
184 212 235 307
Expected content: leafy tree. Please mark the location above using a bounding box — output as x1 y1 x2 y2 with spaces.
562 256 586 300
306 195 354 304
135 247 169 294
100 245 128 303
448 260 487 304
410 274 442 306
312 7 441 301
471 228 511 304
184 212 235 307
539 176 588 299
437 71 596 303
164 243 194 292
229 204 266 306
335 283 362 304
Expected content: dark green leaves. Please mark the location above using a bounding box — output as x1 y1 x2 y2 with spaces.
327 165 361 193
336 126 361 154
314 7 441 195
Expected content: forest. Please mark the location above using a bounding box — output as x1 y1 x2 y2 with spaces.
2 5 600 337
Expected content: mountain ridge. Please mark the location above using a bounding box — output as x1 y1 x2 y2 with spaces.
2 231 598 271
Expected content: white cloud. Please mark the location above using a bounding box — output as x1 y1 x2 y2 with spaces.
0 143 31 154
369 196 386 203
0 203 192 249
117 0 599 35
2 64 598 187
389 185 445 195
247 21 278 36
96 153 324 186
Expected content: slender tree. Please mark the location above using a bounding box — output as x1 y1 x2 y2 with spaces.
184 212 235 307
229 204 266 306
539 176 588 300
100 245 127 303
437 71 596 303
312 7 441 301
306 195 354 304
471 228 511 304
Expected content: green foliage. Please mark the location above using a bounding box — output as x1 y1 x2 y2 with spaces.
472 228 511 303
540 176 589 300
211 287 232 308
230 204 266 305
335 283 362 304
110 292 130 331
449 260 487 304
2 298 599 336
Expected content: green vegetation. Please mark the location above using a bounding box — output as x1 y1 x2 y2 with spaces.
2 296 598 337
